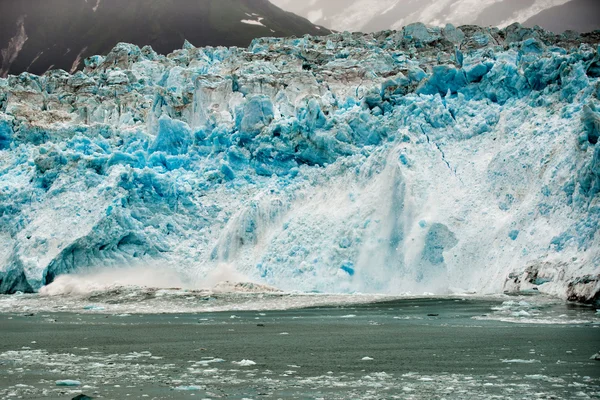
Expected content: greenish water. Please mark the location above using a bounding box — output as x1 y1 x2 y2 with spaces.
0 298 599 399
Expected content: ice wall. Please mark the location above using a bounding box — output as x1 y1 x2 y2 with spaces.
0 24 599 303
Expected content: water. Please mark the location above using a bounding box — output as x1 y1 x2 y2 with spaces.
0 296 599 399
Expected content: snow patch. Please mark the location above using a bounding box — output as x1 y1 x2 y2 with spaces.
0 16 28 78
241 17 266 27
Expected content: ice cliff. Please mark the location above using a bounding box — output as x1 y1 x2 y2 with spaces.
1 23 599 303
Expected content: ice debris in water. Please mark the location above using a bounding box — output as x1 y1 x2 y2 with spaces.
195 358 225 367
0 23 599 301
83 305 105 311
501 359 541 364
174 385 203 391
55 379 82 386
232 359 257 366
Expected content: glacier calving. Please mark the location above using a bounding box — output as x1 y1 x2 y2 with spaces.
0 23 599 303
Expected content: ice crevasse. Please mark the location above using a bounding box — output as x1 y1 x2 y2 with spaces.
0 23 599 303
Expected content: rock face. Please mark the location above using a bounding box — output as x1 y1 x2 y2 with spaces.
0 23 599 301
0 0 330 77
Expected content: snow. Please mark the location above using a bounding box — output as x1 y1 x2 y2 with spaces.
241 17 266 27
0 24 599 304
0 16 28 78
92 0 101 13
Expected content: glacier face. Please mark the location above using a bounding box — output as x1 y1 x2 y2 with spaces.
0 23 599 302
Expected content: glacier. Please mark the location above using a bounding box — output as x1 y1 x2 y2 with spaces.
0 23 599 303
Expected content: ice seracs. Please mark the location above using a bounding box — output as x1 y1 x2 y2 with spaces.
0 23 599 304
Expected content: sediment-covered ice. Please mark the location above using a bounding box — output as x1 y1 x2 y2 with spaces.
0 23 599 302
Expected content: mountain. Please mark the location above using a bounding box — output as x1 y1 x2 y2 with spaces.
0 0 330 77
1 23 599 303
271 0 600 34
523 0 600 34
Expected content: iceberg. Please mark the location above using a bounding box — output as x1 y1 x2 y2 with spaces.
55 380 82 387
0 23 599 303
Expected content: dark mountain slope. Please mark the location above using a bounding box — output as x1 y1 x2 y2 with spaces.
0 0 330 77
524 0 600 34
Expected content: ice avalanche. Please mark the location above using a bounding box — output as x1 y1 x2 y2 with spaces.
0 23 599 303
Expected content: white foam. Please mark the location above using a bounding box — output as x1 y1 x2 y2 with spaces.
39 264 191 296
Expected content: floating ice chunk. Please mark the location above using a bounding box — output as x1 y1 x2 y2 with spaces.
55 379 81 386
174 385 203 391
232 359 257 366
200 368 219 374
195 358 225 366
526 374 548 380
511 310 531 317
501 359 541 364
83 305 105 311
361 356 374 361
